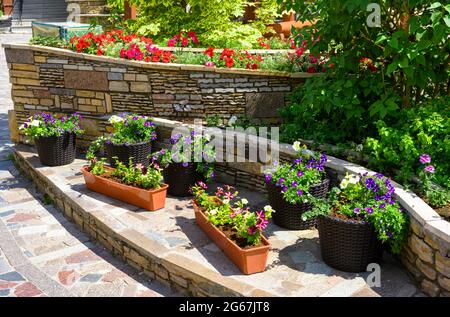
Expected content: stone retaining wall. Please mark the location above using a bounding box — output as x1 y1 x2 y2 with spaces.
4 44 307 148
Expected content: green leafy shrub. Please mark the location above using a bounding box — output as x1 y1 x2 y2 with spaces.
279 0 450 144
107 0 281 49
365 97 450 188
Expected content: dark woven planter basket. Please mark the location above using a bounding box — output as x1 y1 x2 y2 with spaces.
266 178 330 230
34 133 76 167
317 215 383 272
163 163 203 197
106 141 152 168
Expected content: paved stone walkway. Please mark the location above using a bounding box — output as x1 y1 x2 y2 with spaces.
0 32 179 297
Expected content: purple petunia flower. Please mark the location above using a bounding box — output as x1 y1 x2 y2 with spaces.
132 116 138 121
365 207 374 214
248 226 257 235
293 158 302 165
265 174 272 183
354 208 361 215
182 162 189 167
184 137 192 145
297 171 303 177
419 154 431 165
281 186 288 193
291 181 298 187
279 177 285 185
424 165 435 173
379 203 386 209
297 190 303 196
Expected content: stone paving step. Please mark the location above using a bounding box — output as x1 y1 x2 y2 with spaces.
10 145 426 297
0 158 181 297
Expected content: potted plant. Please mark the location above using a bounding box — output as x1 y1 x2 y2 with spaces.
151 131 216 197
263 142 330 230
88 114 157 168
302 173 409 272
191 182 274 274
19 112 84 166
81 157 168 211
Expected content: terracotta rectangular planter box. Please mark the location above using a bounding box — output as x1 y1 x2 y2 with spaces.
192 201 270 275
81 166 168 211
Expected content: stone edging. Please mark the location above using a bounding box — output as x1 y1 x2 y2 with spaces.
2 43 317 79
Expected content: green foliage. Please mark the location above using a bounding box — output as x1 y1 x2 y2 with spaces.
364 97 450 188
109 157 163 190
191 182 274 246
204 114 222 127
303 173 410 254
19 113 84 138
89 157 107 176
279 0 450 144
107 0 281 49
29 36 66 48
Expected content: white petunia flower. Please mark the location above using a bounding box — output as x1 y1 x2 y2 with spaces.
109 115 123 124
264 205 274 213
241 198 248 205
19 124 25 130
292 141 302 152
340 173 360 189
30 120 40 127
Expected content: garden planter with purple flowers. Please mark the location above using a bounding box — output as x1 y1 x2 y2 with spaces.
152 130 216 197
191 182 274 274
19 112 84 167
302 173 410 272
264 141 330 230
87 114 157 168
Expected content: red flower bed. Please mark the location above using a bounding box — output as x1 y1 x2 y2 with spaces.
167 30 199 47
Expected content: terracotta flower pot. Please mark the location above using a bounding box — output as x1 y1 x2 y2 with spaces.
81 166 168 211
192 201 270 275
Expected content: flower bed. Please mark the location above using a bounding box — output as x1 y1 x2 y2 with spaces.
29 30 330 73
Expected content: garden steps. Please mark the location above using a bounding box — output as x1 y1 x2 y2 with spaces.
12 144 423 297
